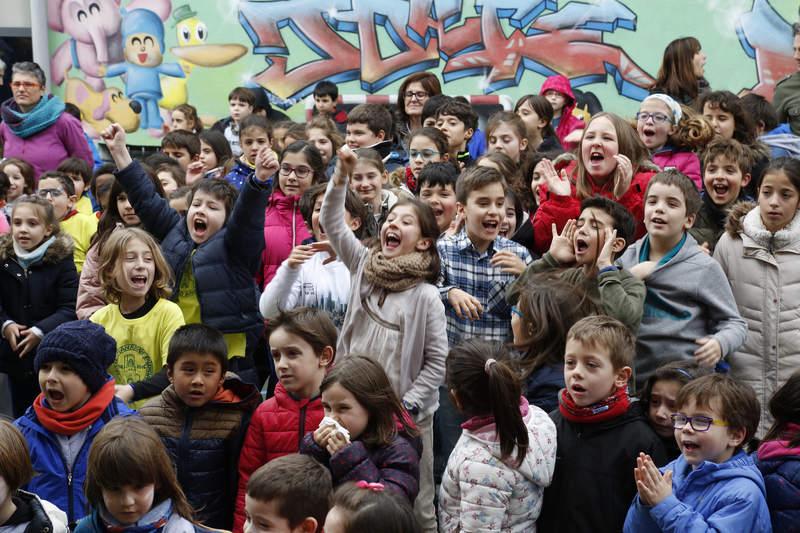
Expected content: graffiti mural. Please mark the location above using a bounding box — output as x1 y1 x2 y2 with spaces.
46 0 798 145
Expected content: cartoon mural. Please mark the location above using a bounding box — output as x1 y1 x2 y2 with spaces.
46 0 798 145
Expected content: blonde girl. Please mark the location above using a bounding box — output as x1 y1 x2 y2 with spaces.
90 228 184 407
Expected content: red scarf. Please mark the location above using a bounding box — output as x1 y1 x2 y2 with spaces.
558 386 629 424
33 379 115 435
61 209 79 222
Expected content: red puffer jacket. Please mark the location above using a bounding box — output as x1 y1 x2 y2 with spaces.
532 159 656 254
232 382 324 532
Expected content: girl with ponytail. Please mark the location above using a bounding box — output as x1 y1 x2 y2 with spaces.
438 339 557 532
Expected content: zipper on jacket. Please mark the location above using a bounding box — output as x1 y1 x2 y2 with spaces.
178 409 195 484
292 203 298 246
298 405 307 449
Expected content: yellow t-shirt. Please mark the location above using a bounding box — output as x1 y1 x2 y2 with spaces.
90 298 185 409
74 195 94 217
60 210 98 273
177 257 247 358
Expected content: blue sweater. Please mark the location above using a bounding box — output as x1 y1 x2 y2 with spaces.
624 451 772 532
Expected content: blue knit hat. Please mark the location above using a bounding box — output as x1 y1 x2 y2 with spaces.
121 8 165 53
34 321 116 393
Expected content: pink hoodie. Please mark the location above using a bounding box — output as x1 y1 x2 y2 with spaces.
540 75 584 150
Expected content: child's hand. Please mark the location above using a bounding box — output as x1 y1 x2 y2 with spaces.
630 260 657 280
541 160 571 197
596 228 617 270
255 147 279 183
313 424 335 447
634 452 673 507
186 161 205 184
286 244 319 269
548 220 576 264
326 430 349 455
100 123 132 169
699 242 711 255
448 288 483 320
333 146 357 186
490 250 526 276
445 212 464 237
310 241 338 265
2 322 22 352
612 154 633 200
694 337 722 367
114 384 135 404
16 327 41 358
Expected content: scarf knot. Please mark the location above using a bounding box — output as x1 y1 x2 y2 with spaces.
1 94 65 139
363 247 432 305
558 386 630 424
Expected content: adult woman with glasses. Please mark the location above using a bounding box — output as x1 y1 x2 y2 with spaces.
0 62 92 178
396 72 442 145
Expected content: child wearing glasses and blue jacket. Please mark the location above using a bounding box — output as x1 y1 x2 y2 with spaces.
624 373 772 532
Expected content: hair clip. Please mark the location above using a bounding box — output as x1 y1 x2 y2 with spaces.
675 368 694 380
356 481 385 492
485 358 497 375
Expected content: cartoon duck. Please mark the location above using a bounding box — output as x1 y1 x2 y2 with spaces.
159 4 247 110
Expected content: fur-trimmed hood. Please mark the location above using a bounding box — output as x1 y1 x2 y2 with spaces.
724 200 757 236
0 232 74 263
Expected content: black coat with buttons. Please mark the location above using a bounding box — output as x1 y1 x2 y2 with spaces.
0 232 78 376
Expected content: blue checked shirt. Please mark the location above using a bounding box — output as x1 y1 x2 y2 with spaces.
437 230 532 346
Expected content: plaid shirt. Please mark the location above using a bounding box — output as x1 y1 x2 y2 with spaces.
437 230 532 346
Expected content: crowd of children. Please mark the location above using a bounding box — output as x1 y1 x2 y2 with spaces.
0 36 800 531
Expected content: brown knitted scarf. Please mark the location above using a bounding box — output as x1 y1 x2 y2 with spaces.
363 247 433 300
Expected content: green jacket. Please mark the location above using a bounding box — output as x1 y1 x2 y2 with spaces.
773 72 800 136
507 252 645 333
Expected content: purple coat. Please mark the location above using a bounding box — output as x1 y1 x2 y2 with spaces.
652 146 702 190
300 430 421 502
0 112 92 178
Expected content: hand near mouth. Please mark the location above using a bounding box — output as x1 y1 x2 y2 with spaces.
549 220 576 264
541 159 571 197
186 161 205 183
612 154 633 199
596 228 617 270
310 241 338 264
634 452 673 506
490 250 526 275
286 244 319 269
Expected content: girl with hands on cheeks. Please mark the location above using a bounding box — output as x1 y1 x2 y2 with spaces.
300 356 422 503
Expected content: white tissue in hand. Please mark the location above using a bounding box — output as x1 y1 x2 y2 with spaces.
319 416 351 443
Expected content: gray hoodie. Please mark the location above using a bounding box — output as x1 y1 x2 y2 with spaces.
618 233 746 388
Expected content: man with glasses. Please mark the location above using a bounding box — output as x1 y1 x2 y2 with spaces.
0 62 92 176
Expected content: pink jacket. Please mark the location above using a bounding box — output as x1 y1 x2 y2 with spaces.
258 188 311 289
540 75 584 151
76 243 104 320
652 147 702 190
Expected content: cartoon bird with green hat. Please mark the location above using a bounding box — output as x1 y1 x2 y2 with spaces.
159 4 247 110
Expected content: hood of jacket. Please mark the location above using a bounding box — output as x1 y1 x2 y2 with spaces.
462 398 554 486
724 200 757 236
669 451 766 496
727 201 800 251
761 132 800 158
540 74 576 108
0 232 74 264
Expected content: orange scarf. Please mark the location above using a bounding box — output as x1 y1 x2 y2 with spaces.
33 379 115 435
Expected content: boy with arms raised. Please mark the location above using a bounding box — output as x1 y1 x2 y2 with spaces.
139 324 261 531
508 195 645 332
243 454 332 533
101 122 278 387
618 170 746 389
538 315 666 533
624 374 771 532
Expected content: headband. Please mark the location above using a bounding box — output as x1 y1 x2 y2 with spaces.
643 93 682 124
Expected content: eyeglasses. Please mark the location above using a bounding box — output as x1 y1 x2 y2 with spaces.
11 81 40 90
670 413 728 432
404 91 429 101
409 149 440 161
636 111 672 124
279 164 312 179
37 188 65 198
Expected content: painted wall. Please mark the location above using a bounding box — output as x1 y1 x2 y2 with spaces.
46 0 798 145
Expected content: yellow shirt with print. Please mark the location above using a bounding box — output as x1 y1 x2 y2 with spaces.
90 298 185 408
177 255 247 358
60 210 98 273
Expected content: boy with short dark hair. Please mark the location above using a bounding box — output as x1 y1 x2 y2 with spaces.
421 95 452 128
313 80 347 131
509 196 645 332
417 162 459 235
161 130 201 172
346 104 401 169
103 122 277 387
742 92 800 159
435 100 478 165
624 374 770 532
224 115 274 191
618 170 747 389
690 138 752 251
244 454 333 533
37 171 98 273
212 87 256 157
139 324 261 531
57 157 94 216
538 315 667 533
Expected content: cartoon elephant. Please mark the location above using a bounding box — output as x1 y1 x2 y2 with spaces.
48 0 172 90
65 72 140 137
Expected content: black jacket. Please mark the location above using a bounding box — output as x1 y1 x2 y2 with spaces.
538 402 667 533
0 233 77 376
